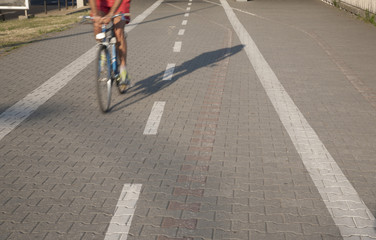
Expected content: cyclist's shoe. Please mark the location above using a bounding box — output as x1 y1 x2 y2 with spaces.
118 68 132 93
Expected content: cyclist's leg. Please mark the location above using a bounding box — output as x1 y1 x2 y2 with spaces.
109 0 130 92
114 0 131 90
113 18 127 67
113 0 130 68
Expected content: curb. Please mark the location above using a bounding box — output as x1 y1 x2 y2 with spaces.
65 6 91 15
322 0 375 18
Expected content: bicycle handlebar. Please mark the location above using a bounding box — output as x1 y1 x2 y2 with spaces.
81 12 131 20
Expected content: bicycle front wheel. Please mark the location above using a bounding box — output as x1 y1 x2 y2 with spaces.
96 45 112 113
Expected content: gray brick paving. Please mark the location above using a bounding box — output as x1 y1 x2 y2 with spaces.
1 0 376 239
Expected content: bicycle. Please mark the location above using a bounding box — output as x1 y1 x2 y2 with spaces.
83 13 130 113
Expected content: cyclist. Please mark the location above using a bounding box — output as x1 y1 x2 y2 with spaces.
89 0 131 92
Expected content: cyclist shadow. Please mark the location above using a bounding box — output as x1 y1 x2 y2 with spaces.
110 44 244 112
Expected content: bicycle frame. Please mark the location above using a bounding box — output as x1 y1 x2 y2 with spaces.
84 13 131 80
96 23 118 80
82 13 130 112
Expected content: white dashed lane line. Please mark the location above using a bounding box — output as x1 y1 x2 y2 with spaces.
144 0 192 135
173 41 182 52
178 29 185 35
104 184 142 240
220 0 376 239
163 63 176 81
143 101 166 135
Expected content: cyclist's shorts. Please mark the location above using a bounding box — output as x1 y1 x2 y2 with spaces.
97 0 131 23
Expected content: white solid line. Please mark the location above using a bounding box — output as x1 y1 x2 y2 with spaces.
182 20 188 25
220 0 376 239
184 13 189 17
144 102 166 135
178 29 185 35
0 49 94 141
162 63 176 81
104 184 142 240
203 0 258 17
173 41 182 52
0 0 163 142
125 0 163 32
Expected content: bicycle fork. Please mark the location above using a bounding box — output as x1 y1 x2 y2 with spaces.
110 38 118 80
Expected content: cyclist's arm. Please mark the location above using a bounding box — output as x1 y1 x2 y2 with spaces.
107 0 123 17
88 0 99 16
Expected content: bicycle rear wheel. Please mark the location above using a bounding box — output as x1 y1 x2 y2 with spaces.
96 45 112 113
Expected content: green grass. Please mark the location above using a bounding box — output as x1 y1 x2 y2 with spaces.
365 10 376 26
333 0 339 8
0 11 88 53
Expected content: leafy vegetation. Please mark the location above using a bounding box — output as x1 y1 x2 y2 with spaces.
365 10 376 26
333 0 339 8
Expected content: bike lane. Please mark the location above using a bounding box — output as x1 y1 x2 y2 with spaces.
1 0 376 240
110 1 243 239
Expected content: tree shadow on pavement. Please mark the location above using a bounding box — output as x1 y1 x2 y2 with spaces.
110 44 244 112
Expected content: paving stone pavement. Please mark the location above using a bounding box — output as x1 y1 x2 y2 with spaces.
1 0 376 239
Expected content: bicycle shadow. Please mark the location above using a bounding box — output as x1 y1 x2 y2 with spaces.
109 44 244 112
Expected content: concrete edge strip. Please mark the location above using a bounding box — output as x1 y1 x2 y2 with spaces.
104 184 142 240
0 0 163 142
143 101 166 135
219 0 376 238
